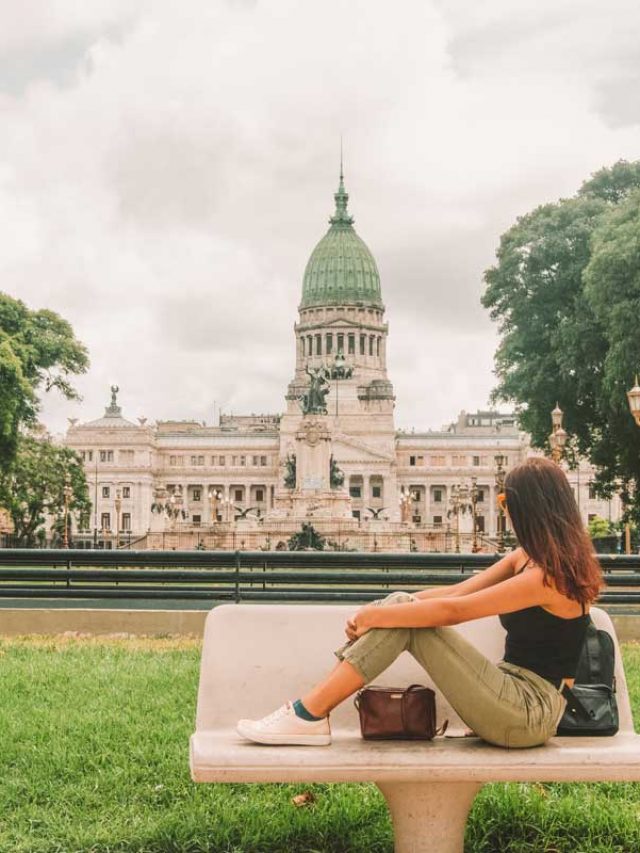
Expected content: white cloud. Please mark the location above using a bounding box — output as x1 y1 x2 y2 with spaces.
1 0 639 435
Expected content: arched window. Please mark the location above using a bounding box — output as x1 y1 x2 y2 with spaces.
348 334 355 354
369 335 374 356
301 337 306 356
360 334 366 355
315 334 322 355
376 336 381 357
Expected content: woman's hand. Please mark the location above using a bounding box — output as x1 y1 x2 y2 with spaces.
345 607 375 641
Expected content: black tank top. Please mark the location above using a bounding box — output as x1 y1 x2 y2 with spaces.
498 559 590 685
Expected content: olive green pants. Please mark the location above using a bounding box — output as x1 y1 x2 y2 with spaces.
334 591 567 749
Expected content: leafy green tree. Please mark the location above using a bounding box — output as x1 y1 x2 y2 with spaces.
0 436 90 546
0 293 88 474
587 515 612 540
482 160 640 524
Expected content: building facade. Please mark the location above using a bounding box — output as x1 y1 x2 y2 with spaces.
64 173 622 550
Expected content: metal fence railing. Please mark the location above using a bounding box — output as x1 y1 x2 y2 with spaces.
0 550 639 604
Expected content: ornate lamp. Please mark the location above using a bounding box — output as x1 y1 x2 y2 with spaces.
627 376 640 427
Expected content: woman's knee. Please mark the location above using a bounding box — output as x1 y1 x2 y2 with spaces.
373 590 416 607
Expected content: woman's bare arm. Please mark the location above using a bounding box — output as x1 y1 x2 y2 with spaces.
357 564 550 633
412 548 522 600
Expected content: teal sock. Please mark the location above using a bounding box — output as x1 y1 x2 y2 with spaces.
292 698 324 721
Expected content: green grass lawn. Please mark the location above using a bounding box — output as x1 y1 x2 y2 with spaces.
1 636 640 853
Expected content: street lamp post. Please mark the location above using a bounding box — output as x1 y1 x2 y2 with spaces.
549 403 568 464
447 483 471 554
470 476 480 553
494 454 506 553
114 488 122 549
208 488 222 524
63 474 73 549
624 375 640 554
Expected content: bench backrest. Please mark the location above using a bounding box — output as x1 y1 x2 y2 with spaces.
195 604 633 734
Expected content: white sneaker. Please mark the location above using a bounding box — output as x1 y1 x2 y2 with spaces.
236 701 331 746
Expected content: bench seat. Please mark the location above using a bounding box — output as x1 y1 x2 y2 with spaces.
190 603 639 852
191 730 640 784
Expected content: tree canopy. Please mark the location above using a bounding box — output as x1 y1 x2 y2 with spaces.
0 435 90 546
0 293 88 473
482 160 640 522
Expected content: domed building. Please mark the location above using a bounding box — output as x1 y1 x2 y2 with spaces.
63 169 622 551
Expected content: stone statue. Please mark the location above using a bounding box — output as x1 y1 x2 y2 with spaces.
329 455 344 489
283 453 297 489
298 366 330 415
110 385 119 407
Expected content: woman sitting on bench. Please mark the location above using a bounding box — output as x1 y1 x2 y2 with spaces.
237 456 603 748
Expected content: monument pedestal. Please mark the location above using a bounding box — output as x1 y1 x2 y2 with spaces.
269 414 354 522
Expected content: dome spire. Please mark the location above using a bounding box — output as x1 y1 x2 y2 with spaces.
330 144 354 227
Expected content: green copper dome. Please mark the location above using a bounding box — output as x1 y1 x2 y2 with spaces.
300 171 383 309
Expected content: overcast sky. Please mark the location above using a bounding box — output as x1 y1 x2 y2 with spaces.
3 0 640 435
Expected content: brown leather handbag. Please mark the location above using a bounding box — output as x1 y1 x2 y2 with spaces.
353 683 448 740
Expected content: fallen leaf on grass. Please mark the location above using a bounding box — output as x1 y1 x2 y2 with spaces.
291 791 316 807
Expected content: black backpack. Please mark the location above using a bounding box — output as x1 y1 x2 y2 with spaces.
556 619 618 736
574 620 615 688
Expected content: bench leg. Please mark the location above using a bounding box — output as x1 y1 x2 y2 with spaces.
377 781 482 853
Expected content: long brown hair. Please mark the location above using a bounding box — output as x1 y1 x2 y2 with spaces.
504 456 603 604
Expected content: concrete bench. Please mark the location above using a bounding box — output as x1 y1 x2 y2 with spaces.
190 604 640 853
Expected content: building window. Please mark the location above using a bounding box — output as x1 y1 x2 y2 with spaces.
412 491 420 502
477 489 485 503
369 335 374 356
102 486 110 498
301 337 305 356
99 450 114 463
430 455 446 466
472 456 480 466
119 449 134 464
348 333 355 354
260 455 268 466
192 515 201 526
433 515 443 526
360 334 366 355
413 515 422 524
352 509 361 521
190 455 204 466
231 456 237 466
219 455 226 466
433 489 443 502
477 516 485 533
337 333 344 353
349 486 362 498
100 512 111 531
372 485 381 498
122 513 131 531
122 486 131 499
240 455 246 466
234 489 243 502
409 455 416 466
376 337 380 356
193 489 201 502
256 489 264 502
315 334 322 355
252 455 259 466
589 484 598 500
307 335 313 356
326 333 333 354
